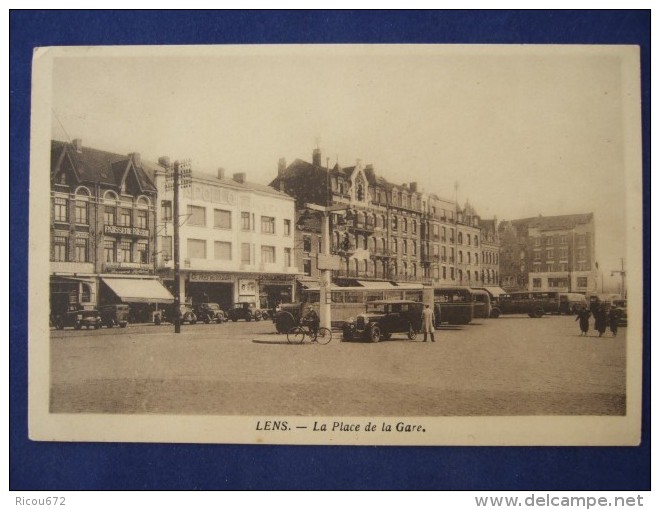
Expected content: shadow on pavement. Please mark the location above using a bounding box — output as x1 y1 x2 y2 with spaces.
251 339 295 345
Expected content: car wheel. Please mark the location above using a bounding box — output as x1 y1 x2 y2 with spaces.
490 308 501 318
231 317 237 322
369 325 381 343
204 316 210 324
154 315 162 326
246 316 252 322
407 325 417 340
74 322 82 330
533 307 544 318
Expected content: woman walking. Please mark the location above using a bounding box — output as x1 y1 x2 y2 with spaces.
575 306 591 336
594 305 608 337
609 305 620 337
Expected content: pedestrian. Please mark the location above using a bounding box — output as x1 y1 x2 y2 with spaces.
421 304 436 342
594 305 608 337
575 306 591 336
609 305 620 337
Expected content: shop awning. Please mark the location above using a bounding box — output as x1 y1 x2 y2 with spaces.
102 278 174 304
356 280 396 289
300 281 320 291
483 286 508 297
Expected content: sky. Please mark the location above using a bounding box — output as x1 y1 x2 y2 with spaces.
48 46 636 290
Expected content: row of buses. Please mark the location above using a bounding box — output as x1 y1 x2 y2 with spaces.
291 283 589 329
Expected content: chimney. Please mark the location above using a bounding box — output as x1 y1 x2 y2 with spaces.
129 152 141 167
72 139 82 153
278 157 287 176
217 167 225 180
233 172 246 184
158 156 171 168
312 148 322 166
409 182 418 192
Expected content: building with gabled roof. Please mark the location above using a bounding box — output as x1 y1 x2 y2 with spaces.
49 139 173 322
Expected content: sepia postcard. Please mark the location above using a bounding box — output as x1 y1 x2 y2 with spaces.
28 44 643 446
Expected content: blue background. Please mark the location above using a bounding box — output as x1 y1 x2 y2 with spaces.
9 10 650 490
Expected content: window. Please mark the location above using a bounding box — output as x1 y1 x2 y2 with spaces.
241 243 251 264
474 236 479 247
467 234 471 245
137 240 148 263
577 248 586 259
214 241 232 260
535 252 541 261
474 253 479 264
535 238 541 246
187 239 206 259
432 224 440 238
187 205 206 227
458 251 463 263
261 216 275 234
412 241 417 256
214 209 231 229
241 212 251 231
392 215 398 230
458 232 463 244
403 240 408 255
442 226 446 242
577 277 588 287
450 267 455 280
546 237 554 245
403 218 408 232
449 228 455 243
284 248 292 267
75 237 88 262
283 219 291 236
546 263 554 272
261 245 276 264
412 220 417 234
303 259 311 276
75 200 88 224
392 238 398 254
467 252 471 264
546 249 554 259
442 266 447 279
356 183 364 201
53 236 68 261
303 235 312 253
104 205 116 225
161 200 172 221
137 209 148 229
54 197 68 222
560 235 568 245
161 236 172 261
533 278 542 288
559 247 568 259
119 208 132 227
104 239 116 262
119 240 132 263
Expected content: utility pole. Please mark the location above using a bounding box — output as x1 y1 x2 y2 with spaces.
611 258 626 299
165 159 191 333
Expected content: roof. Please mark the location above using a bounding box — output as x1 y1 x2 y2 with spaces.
51 140 156 193
511 213 594 231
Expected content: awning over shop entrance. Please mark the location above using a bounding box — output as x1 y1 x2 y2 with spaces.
483 286 508 297
102 278 174 304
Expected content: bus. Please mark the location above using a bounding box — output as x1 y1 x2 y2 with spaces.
274 283 425 331
493 291 561 318
433 287 474 325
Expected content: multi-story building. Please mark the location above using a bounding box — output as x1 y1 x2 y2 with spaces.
49 139 172 318
153 165 298 310
498 213 597 294
479 217 500 286
269 148 495 289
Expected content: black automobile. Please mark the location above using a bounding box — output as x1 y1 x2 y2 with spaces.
226 302 263 322
98 304 129 328
155 303 198 325
53 308 102 330
193 302 227 324
612 299 628 327
342 300 424 343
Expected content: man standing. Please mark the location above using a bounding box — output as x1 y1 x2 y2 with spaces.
421 304 436 343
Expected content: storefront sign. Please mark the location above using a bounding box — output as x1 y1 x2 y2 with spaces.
190 272 234 282
259 277 294 285
184 183 237 206
238 279 257 295
104 225 149 237
103 262 153 275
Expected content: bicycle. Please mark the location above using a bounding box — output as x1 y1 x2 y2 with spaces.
287 324 333 345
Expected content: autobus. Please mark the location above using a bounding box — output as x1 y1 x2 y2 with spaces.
274 283 425 331
558 292 588 315
493 291 561 318
433 287 474 325
470 288 492 319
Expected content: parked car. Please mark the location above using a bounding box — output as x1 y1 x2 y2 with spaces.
53 308 102 330
342 300 424 343
612 299 628 327
155 303 198 325
227 302 263 322
193 302 227 324
273 302 307 333
98 304 129 328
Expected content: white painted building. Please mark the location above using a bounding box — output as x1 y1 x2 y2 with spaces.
153 163 299 311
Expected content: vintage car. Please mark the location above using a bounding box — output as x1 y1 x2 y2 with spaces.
98 304 129 328
226 302 263 322
193 302 227 324
273 302 306 333
612 299 628 327
342 300 424 343
53 308 102 330
154 303 198 325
